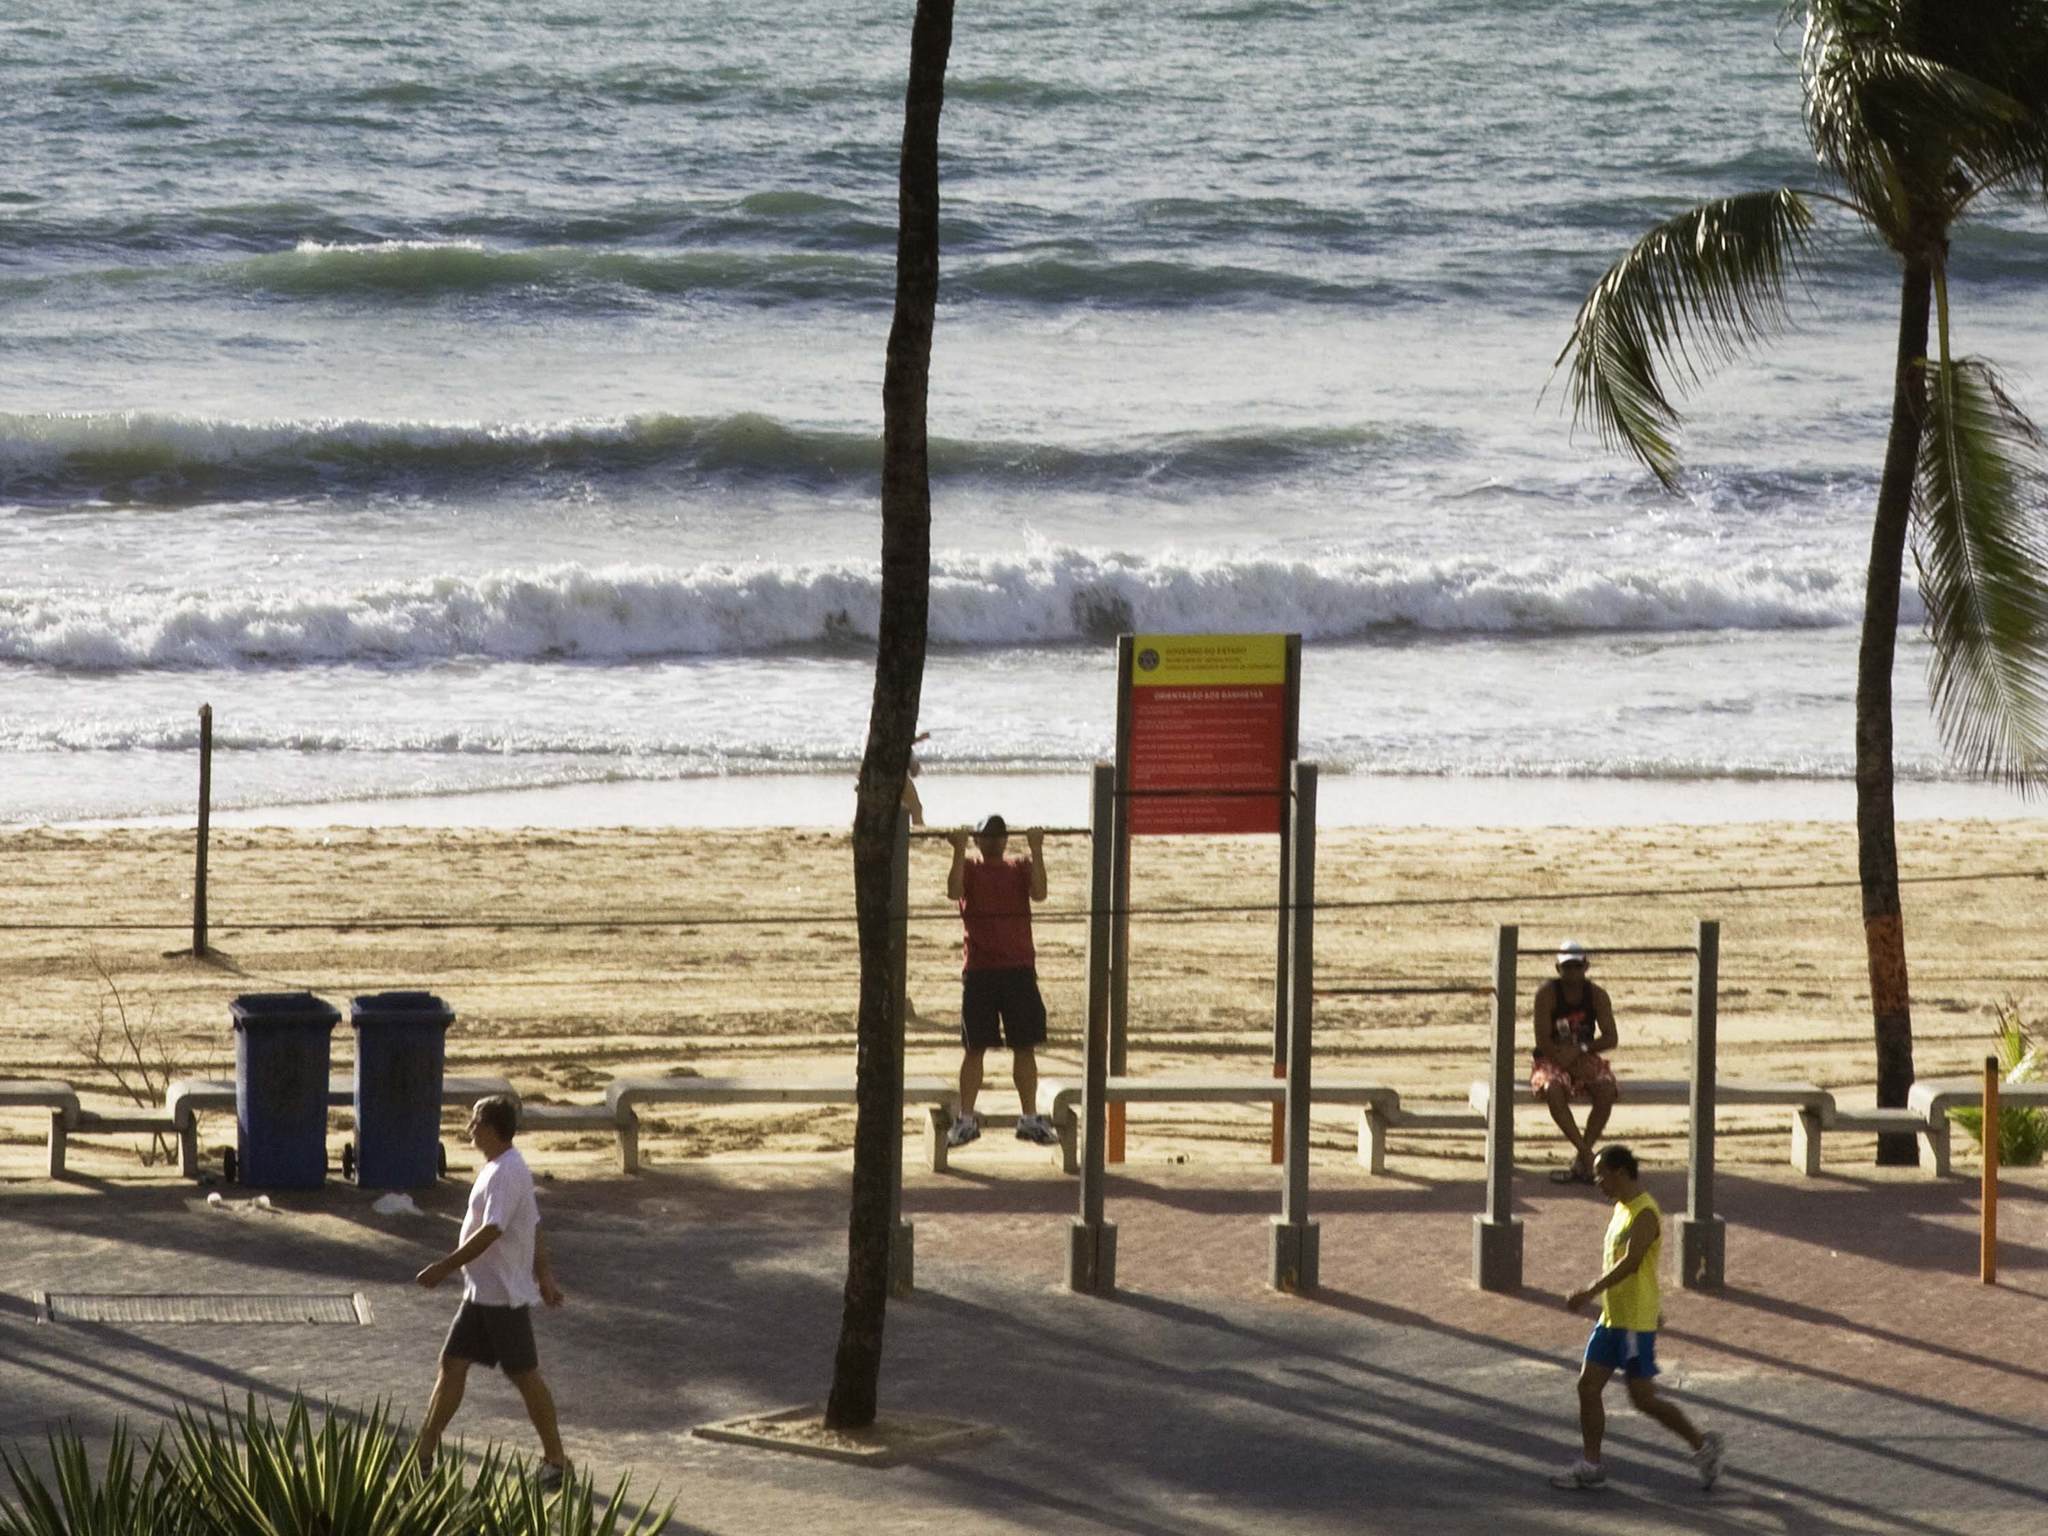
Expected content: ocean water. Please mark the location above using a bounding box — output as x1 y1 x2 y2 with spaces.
3 0 2045 824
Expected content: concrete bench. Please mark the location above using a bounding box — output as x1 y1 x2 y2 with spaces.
604 1076 961 1176
1468 1076 1838 1174
1790 1103 1938 1175
1 1081 84 1178
1040 1076 1477 1176
1905 1078 2048 1176
519 1102 631 1135
154 1074 518 1179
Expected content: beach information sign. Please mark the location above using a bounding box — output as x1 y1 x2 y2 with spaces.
1118 632 1301 836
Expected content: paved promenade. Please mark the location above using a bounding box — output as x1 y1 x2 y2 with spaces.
2 1150 2043 1533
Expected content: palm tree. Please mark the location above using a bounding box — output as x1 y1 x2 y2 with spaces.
1558 1 2048 1162
826 0 955 1429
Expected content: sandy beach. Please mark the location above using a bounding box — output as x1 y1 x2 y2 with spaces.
4 814 2042 1180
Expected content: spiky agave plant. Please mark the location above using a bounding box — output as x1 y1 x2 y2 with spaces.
1557 0 2048 1156
0 1424 191 1536
471 1456 674 1536
171 1396 479 1536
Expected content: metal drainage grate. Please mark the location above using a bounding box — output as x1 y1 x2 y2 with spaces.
35 1292 373 1326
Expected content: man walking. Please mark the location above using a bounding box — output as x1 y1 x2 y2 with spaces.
415 1095 567 1489
1532 937 1621 1183
1551 1144 1724 1492
946 814 1059 1149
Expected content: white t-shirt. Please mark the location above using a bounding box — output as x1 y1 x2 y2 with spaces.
459 1145 541 1308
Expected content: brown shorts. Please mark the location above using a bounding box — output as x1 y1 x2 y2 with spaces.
1530 1054 1617 1101
442 1299 538 1375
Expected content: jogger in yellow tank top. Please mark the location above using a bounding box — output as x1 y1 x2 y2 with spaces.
1550 1144 1726 1492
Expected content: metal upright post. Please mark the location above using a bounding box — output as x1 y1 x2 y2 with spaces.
1068 764 1118 1294
1676 919 1724 1290
1269 635 1303 1163
887 808 915 1296
1473 924 1522 1291
193 703 213 957
1270 762 1319 1293
1109 641 1133 1163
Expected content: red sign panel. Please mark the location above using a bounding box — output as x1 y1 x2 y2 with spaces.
1123 634 1296 836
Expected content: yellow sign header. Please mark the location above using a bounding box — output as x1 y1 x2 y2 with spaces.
1129 633 1289 688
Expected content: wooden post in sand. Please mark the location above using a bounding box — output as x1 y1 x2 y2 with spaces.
1068 763 1118 1294
192 703 212 957
1982 1055 2000 1285
1473 924 1522 1291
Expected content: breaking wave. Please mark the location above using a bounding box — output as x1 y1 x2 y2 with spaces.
0 547 1888 672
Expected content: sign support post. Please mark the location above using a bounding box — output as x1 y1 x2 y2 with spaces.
1069 764 1118 1294
1270 761 1319 1293
1269 636 1302 1161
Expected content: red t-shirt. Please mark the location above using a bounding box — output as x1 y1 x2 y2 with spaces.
960 856 1036 972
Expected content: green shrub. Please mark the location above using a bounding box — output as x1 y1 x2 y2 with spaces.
1949 1001 2048 1167
0 1397 670 1536
0 1424 192 1536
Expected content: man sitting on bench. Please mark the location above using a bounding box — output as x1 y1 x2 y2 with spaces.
1532 938 1620 1184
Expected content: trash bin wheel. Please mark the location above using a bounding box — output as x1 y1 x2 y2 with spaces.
341 1142 356 1182
438 1143 449 1179
221 1147 238 1184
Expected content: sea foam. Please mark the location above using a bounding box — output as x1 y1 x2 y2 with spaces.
0 548 1890 671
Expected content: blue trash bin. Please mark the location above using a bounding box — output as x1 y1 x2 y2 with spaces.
350 991 454 1189
231 992 339 1189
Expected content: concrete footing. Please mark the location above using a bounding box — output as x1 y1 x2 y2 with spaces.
1473 1215 1523 1292
1673 1215 1724 1291
1269 1219 1320 1294
1066 1220 1117 1295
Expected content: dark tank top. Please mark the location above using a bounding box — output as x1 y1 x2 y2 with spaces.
1538 982 1599 1059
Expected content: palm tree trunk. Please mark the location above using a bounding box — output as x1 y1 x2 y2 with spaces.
1855 257 1932 1165
825 0 954 1431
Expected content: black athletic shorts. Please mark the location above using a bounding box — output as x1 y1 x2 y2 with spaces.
960 966 1047 1051
442 1299 539 1376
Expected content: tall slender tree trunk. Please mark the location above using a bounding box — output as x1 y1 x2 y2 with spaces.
826 0 955 1431
1855 257 1932 1165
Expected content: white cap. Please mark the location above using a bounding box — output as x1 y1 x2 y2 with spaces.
1556 938 1590 968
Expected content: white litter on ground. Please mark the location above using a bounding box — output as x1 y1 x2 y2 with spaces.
205 1191 224 1207
371 1192 423 1216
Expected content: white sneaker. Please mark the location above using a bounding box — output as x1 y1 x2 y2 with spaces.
945 1112 981 1148
1692 1430 1725 1490
1548 1459 1606 1491
1015 1114 1059 1146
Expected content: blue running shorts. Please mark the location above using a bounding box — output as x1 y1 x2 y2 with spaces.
1583 1324 1659 1379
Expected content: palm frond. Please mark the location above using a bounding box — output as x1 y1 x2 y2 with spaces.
1557 189 1814 490
1912 357 2048 786
1796 1 2048 217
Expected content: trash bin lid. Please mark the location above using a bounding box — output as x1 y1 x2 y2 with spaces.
349 990 455 1028
231 992 341 1031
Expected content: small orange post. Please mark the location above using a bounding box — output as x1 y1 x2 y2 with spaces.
1981 1055 1999 1285
1108 1102 1125 1163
